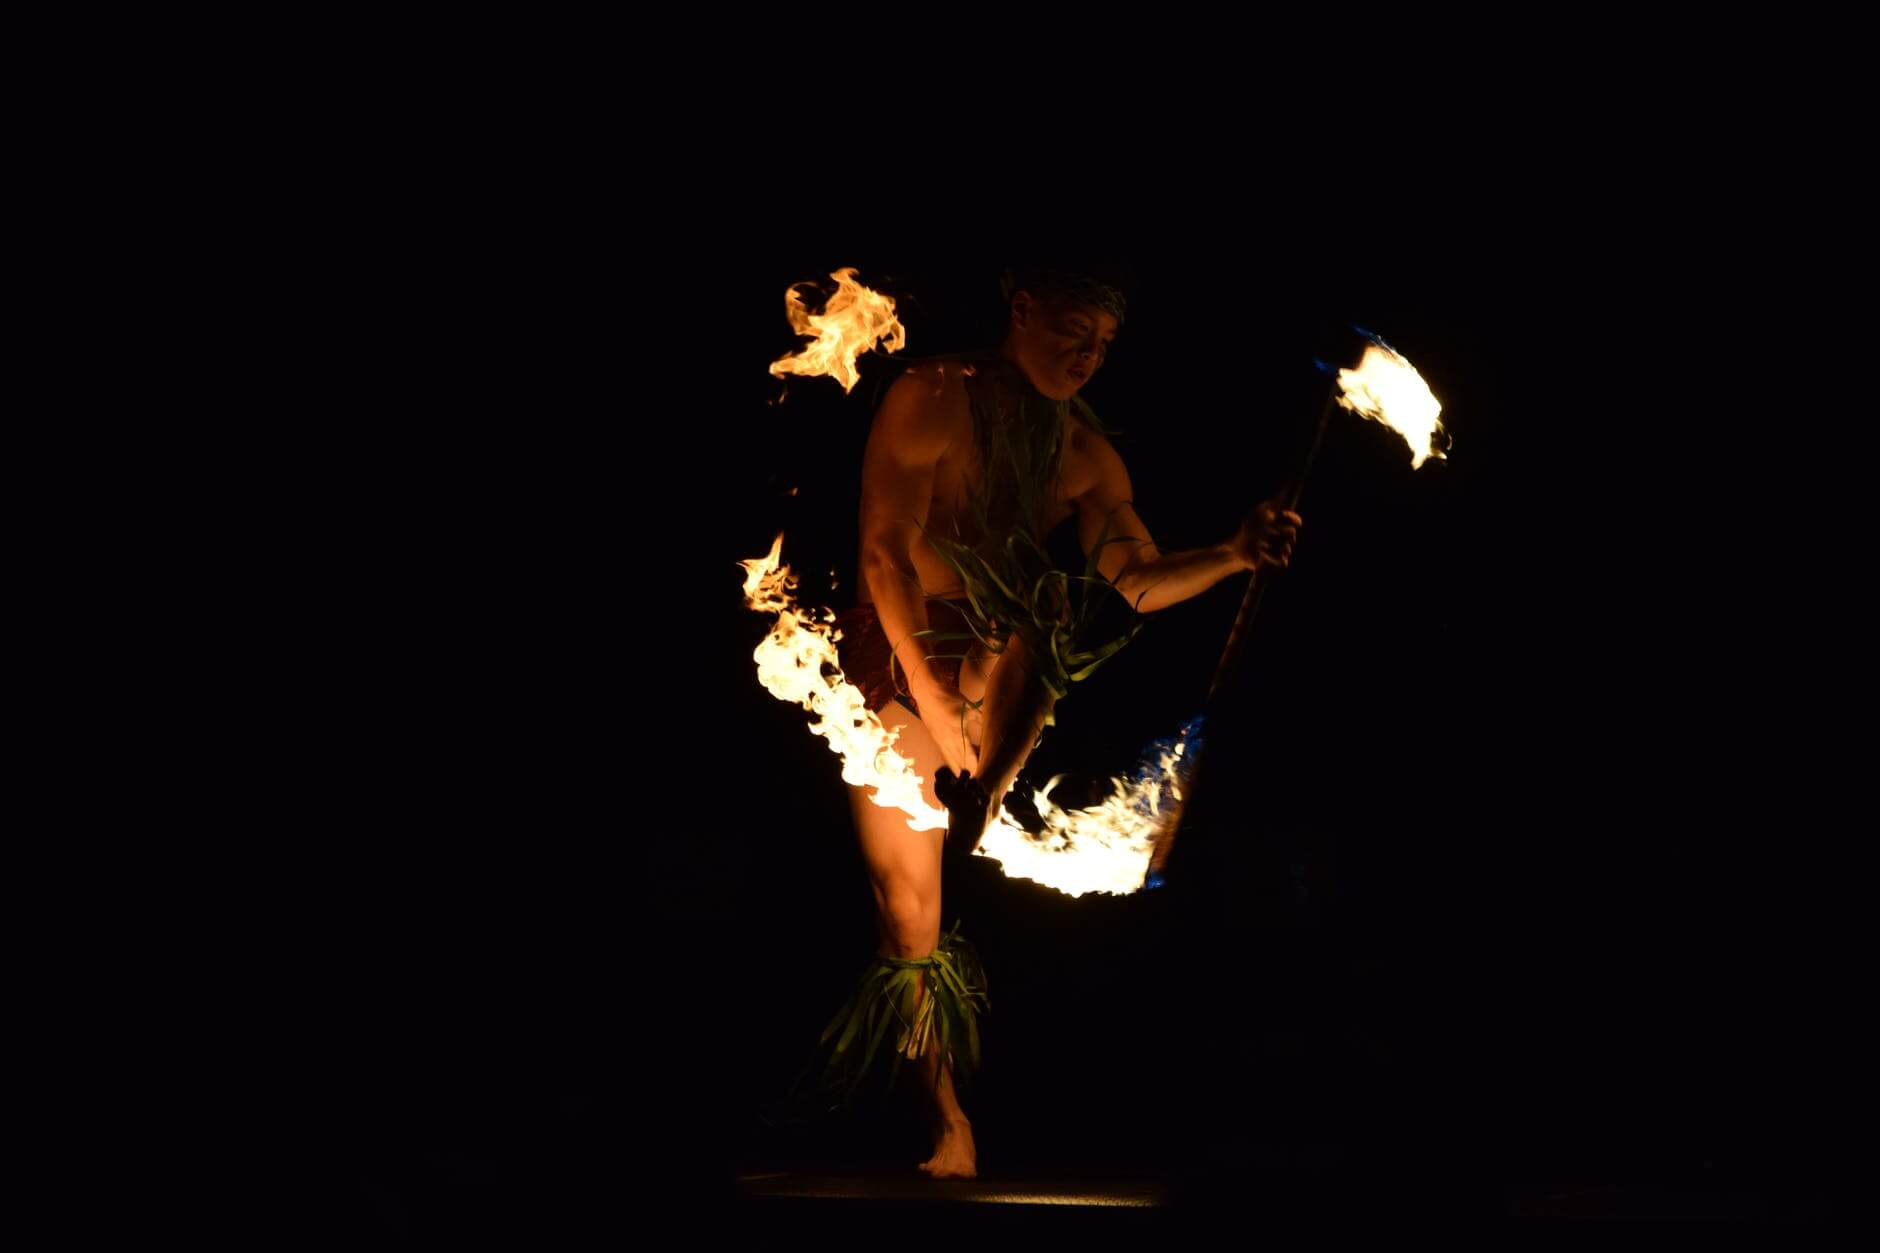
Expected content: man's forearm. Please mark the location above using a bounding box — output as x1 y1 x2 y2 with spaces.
1112 542 1253 615
862 546 953 703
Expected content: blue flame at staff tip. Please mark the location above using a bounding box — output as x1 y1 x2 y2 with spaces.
1125 715 1207 820
1349 324 1398 352
1316 327 1398 378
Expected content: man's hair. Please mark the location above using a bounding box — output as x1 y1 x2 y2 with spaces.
998 267 1128 327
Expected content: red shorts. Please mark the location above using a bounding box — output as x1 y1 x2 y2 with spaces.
831 599 977 722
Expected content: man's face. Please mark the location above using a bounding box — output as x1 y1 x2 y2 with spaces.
1009 292 1119 401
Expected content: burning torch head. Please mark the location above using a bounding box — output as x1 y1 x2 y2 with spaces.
1321 325 1449 470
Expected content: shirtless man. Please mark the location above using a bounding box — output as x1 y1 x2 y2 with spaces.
842 271 1300 1177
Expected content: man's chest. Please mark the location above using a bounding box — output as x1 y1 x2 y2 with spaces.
933 413 1095 507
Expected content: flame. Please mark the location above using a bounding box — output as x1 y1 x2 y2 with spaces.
739 534 945 831
1335 340 1447 469
977 728 1197 897
740 535 1194 896
768 267 907 393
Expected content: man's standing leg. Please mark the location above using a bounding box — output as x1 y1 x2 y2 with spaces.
848 698 978 1177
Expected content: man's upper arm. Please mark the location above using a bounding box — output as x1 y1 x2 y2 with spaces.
1075 430 1158 584
858 367 952 562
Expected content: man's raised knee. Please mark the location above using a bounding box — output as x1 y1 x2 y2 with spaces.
879 887 940 957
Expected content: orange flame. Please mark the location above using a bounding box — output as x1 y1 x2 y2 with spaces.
1336 341 1447 469
976 735 1193 897
740 535 1189 896
768 267 907 393
739 534 945 831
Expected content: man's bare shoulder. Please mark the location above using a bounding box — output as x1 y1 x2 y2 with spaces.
1068 415 1124 466
887 359 976 404
1065 417 1131 502
868 361 976 469
877 360 974 439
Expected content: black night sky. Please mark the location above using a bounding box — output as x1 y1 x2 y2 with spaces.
303 223 1841 1233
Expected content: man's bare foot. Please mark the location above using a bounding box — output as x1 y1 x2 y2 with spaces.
918 1117 977 1179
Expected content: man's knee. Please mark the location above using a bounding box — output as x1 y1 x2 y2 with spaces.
879 884 940 956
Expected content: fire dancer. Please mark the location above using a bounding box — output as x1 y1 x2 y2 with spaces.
821 268 1301 1177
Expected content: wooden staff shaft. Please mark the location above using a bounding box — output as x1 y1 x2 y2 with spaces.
1205 383 1337 699
1147 381 1339 880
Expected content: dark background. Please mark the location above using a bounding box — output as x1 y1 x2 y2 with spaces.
297 226 1842 1232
